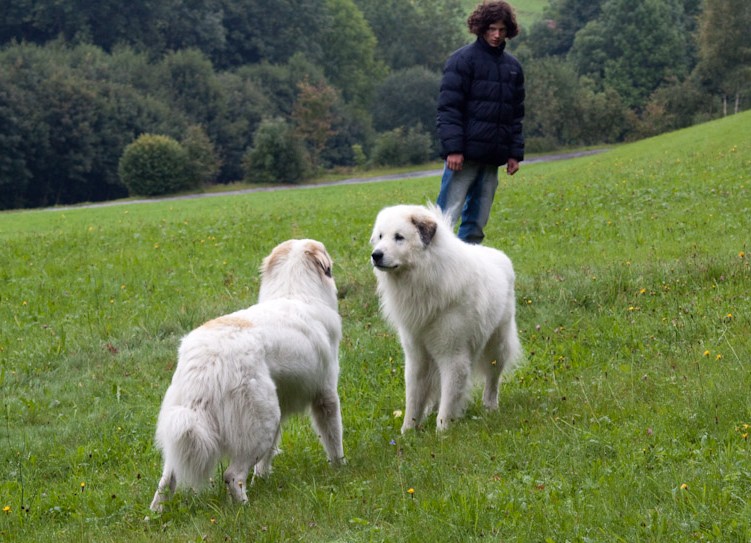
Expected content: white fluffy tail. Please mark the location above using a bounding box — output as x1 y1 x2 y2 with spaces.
501 317 523 373
155 406 219 490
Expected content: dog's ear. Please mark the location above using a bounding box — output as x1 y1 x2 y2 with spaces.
412 214 437 247
304 241 333 279
261 240 295 277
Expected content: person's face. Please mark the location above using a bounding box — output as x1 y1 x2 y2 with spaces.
483 20 506 47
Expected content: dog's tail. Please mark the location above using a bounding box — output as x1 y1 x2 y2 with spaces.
155 404 219 490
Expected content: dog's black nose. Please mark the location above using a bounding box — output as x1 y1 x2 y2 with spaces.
371 250 383 264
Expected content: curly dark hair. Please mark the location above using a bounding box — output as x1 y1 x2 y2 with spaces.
467 1 520 39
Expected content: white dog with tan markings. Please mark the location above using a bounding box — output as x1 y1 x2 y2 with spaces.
150 239 344 512
370 204 522 433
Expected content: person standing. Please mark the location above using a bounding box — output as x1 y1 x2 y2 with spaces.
436 1 525 244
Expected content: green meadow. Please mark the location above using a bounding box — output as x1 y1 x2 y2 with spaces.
1 111 749 542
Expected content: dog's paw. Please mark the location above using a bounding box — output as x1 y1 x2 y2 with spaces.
253 463 273 479
330 456 347 467
436 417 453 432
401 419 419 434
224 478 249 503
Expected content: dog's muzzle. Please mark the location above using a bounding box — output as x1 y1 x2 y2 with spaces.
371 250 396 270
371 249 384 267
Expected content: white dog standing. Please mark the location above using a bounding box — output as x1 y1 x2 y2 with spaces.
370 204 522 432
150 239 344 512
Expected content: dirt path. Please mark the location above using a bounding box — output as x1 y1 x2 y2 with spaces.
50 149 608 210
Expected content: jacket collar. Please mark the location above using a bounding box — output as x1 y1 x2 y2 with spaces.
477 37 507 56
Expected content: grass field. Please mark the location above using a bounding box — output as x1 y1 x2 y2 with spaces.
1 110 750 542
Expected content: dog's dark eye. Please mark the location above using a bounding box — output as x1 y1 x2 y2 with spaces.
394 233 405 242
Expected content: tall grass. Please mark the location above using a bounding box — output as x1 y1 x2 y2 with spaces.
1 111 749 542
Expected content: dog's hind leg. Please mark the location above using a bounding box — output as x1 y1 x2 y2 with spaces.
225 428 278 503
225 373 281 503
481 318 523 409
311 389 345 466
479 335 505 410
150 467 177 512
480 357 503 410
253 423 281 479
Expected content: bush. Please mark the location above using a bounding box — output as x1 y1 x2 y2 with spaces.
243 118 309 184
118 134 193 196
369 126 434 167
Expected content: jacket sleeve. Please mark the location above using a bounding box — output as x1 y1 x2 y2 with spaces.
436 53 470 158
509 64 525 162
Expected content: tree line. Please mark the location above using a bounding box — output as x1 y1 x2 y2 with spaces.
0 0 748 209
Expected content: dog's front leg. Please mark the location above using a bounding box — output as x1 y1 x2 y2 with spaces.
401 340 433 433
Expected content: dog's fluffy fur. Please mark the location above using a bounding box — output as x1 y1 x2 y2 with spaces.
370 204 522 432
150 239 344 512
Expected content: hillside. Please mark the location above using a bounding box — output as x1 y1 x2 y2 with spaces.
0 111 749 542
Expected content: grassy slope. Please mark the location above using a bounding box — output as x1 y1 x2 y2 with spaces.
0 111 749 542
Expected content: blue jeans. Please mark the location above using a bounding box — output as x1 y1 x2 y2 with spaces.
436 161 499 244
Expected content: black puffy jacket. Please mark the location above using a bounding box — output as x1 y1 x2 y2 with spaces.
436 37 525 166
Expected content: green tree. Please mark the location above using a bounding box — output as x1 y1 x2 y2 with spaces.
524 58 582 149
608 0 690 107
369 126 433 167
237 54 327 118
372 66 441 132
694 0 751 114
291 79 339 171
568 20 612 84
159 49 225 127
317 0 386 108
521 0 605 58
217 0 327 68
372 66 441 146
0 72 35 209
0 0 168 51
32 74 103 206
243 118 309 184
320 103 375 168
354 0 465 71
212 71 273 181
182 125 221 185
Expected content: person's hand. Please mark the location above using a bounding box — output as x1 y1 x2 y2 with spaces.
506 158 520 175
446 153 464 171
